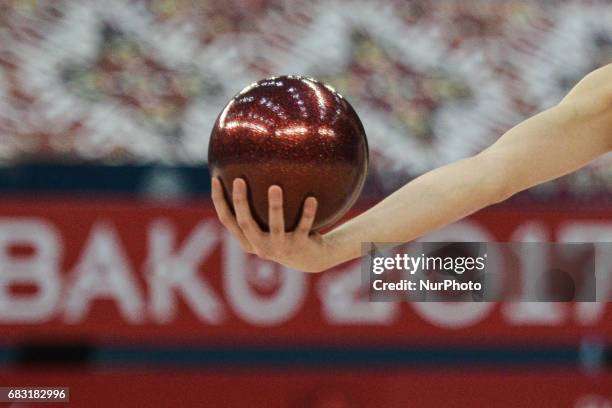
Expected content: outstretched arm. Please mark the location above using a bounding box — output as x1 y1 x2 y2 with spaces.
212 64 612 272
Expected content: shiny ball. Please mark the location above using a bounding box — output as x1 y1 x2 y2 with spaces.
208 75 368 231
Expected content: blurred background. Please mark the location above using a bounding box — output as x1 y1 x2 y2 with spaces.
0 0 610 406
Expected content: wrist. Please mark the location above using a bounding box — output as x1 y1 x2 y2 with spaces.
321 227 361 270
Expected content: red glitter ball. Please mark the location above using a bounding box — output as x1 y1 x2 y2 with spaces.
208 76 368 231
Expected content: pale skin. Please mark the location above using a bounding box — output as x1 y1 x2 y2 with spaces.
212 64 612 272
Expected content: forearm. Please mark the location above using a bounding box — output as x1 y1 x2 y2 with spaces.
324 153 506 266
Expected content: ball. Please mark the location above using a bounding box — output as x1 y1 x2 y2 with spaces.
208 75 368 231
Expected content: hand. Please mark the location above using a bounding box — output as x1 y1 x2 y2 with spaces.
211 177 336 272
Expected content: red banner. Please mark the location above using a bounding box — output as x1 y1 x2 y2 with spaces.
1 369 611 408
0 199 610 344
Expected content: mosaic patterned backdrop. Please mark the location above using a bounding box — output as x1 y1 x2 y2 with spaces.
0 0 610 195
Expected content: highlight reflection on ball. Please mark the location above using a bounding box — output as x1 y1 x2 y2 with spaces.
208 76 368 231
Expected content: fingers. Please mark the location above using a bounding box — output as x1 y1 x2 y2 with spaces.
215 177 318 263
268 185 285 238
296 197 318 237
232 178 263 244
211 177 252 251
